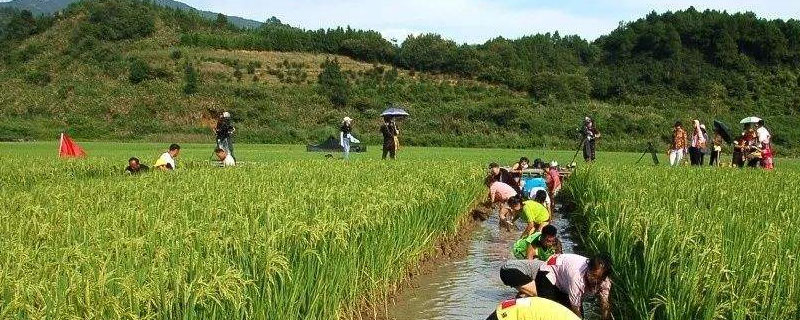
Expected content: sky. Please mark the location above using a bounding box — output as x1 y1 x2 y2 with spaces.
6 0 800 44
178 0 800 44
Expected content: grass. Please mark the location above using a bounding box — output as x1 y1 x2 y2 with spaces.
563 166 800 319
1 143 489 319
2 141 799 319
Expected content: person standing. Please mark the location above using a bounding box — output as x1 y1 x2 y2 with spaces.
581 117 600 162
215 112 235 159
669 121 688 166
709 131 723 167
756 120 774 170
380 116 399 160
153 144 180 171
688 120 706 166
339 117 358 160
699 124 710 166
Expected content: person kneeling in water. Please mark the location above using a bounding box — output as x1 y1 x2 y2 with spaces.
486 297 579 320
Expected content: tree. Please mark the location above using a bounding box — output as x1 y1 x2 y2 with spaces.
317 58 349 107
183 62 198 94
215 13 228 28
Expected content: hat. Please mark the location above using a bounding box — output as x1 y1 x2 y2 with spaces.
550 161 558 167
343 116 353 123
700 124 706 130
222 111 231 118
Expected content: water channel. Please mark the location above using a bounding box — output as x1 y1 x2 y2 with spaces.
387 206 589 320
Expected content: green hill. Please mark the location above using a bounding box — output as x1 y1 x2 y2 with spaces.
0 0 263 28
0 0 798 155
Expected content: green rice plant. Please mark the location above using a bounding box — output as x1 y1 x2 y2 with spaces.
0 158 484 319
564 166 800 320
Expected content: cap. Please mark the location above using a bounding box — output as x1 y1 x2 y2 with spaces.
550 161 558 167
222 111 231 118
343 116 353 123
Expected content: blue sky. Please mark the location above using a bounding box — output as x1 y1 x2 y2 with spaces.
4 0 796 44
178 0 800 43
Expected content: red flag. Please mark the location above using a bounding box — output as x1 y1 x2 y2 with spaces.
59 133 87 158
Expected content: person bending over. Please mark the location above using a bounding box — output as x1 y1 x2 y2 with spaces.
537 254 613 320
486 297 579 320
509 190 550 236
486 177 519 230
512 224 562 261
499 259 544 298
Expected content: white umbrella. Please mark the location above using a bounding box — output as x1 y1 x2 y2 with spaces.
740 116 762 124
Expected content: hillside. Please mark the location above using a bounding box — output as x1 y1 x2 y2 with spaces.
0 0 262 28
0 0 798 155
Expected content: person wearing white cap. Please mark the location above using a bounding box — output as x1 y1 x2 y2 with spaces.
699 124 710 165
581 117 600 162
215 111 236 159
340 117 359 160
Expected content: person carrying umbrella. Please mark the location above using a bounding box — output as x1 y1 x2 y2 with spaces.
711 120 734 167
380 116 399 159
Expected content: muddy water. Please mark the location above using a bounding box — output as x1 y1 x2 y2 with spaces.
387 207 581 320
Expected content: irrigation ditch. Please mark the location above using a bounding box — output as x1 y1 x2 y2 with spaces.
378 193 604 320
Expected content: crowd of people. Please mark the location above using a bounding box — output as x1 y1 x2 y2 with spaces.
125 112 238 174
338 115 401 160
484 158 611 320
669 118 773 169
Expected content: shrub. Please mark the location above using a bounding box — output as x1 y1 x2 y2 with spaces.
183 62 198 94
128 57 150 84
170 49 183 60
24 69 51 86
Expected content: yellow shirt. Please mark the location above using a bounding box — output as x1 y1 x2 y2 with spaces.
495 297 579 320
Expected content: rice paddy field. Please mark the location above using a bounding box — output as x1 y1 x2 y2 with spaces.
2 141 799 319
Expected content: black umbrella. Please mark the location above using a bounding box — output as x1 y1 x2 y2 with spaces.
713 120 734 144
380 107 409 118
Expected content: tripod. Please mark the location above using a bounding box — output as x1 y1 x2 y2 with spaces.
635 142 660 165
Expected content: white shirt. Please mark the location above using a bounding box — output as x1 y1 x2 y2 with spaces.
222 154 236 167
757 127 771 145
157 152 176 170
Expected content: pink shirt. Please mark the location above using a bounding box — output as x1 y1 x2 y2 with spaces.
489 182 517 202
540 254 611 309
548 168 561 190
